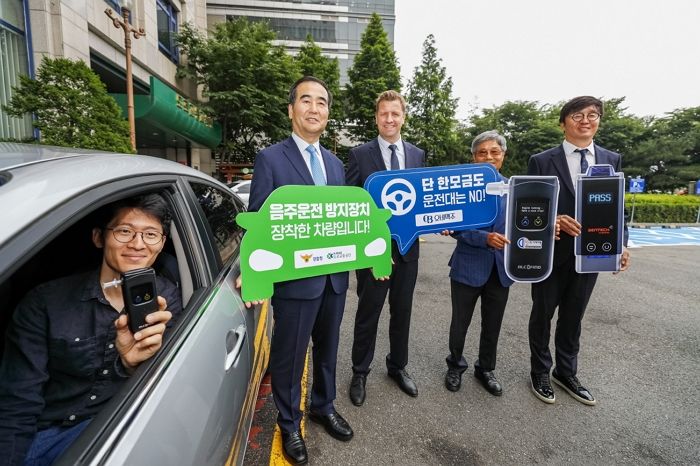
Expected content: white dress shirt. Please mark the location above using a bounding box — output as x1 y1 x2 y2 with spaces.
562 139 595 186
377 136 405 170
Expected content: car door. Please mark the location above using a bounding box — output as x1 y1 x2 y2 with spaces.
98 179 251 465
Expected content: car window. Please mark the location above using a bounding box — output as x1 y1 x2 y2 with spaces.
189 182 243 266
236 183 250 194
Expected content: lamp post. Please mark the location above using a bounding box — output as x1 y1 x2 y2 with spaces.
106 0 145 152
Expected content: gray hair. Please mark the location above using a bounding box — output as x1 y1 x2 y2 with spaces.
470 130 507 154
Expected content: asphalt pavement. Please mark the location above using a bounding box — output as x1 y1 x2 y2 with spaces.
248 236 700 465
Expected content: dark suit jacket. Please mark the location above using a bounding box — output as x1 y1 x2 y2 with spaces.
527 143 627 266
345 138 426 261
248 136 349 299
449 174 513 288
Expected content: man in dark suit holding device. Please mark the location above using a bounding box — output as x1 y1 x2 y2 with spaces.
527 96 630 406
246 76 352 465
346 90 425 406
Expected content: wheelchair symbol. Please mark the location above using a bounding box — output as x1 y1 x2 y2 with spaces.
380 178 416 216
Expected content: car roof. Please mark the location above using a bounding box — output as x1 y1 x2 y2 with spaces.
0 143 214 246
0 142 109 171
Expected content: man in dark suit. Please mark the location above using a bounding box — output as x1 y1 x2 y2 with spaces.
346 90 426 406
246 76 352 465
527 96 630 406
444 131 514 396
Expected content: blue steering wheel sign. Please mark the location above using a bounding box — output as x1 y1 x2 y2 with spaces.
364 163 500 254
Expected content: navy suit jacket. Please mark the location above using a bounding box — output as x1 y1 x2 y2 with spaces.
248 136 349 300
345 138 426 262
528 143 628 266
448 174 513 288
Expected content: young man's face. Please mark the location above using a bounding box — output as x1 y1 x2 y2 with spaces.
288 81 329 143
93 207 165 276
560 104 600 143
375 99 405 143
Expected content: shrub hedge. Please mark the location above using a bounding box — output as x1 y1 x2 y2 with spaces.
625 194 700 223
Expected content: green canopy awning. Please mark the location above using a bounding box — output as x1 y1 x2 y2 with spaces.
111 76 221 149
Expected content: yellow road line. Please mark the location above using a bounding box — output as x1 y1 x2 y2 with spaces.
269 348 310 465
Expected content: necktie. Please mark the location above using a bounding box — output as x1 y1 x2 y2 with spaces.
306 145 326 186
575 148 589 175
389 144 400 170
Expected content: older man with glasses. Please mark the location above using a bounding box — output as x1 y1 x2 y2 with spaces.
443 130 514 396
526 96 630 406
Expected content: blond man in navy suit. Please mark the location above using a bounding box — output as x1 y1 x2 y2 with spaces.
346 90 425 406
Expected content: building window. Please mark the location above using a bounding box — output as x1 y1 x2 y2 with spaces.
156 0 178 63
104 0 121 14
229 16 337 43
0 0 33 140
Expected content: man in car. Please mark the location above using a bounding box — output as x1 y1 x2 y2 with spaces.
0 193 182 465
244 76 351 465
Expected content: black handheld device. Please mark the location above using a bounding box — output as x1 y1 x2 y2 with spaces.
575 164 625 273
503 176 560 282
121 267 158 334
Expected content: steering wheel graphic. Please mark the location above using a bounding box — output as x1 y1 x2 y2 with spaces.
381 179 416 216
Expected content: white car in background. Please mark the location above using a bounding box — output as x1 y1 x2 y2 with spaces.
229 179 251 206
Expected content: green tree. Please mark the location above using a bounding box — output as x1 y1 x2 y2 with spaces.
625 107 700 191
405 34 460 166
658 107 700 164
4 57 131 152
177 19 300 163
294 35 344 152
345 12 401 143
465 101 560 177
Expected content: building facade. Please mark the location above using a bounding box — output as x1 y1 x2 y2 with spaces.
0 0 220 174
206 0 396 84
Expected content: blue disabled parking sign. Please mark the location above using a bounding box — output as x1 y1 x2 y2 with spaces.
629 177 645 193
364 163 500 254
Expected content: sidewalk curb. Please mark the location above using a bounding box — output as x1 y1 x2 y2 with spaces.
630 223 699 229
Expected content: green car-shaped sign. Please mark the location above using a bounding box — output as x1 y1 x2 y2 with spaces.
236 185 393 302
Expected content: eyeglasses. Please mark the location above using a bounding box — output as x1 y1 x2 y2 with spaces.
475 149 504 157
570 112 601 122
106 226 165 245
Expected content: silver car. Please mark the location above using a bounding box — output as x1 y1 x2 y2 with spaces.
0 143 271 465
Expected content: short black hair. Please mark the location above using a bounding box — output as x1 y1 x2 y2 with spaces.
288 76 332 108
97 193 172 236
559 96 603 123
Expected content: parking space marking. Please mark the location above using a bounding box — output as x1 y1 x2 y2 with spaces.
628 227 700 247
